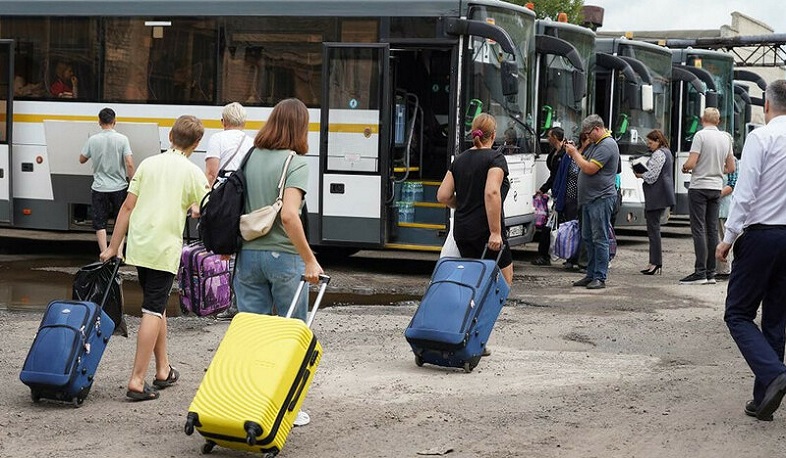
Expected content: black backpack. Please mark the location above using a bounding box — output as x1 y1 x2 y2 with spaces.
199 147 255 255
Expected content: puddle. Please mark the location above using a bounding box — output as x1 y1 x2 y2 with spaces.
0 257 421 317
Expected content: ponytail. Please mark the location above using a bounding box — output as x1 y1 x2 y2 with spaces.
470 113 497 148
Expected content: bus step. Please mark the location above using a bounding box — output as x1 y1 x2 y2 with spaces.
393 224 447 246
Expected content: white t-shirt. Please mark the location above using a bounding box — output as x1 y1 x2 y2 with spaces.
205 129 254 171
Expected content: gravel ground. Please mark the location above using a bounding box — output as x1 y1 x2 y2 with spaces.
2 223 786 457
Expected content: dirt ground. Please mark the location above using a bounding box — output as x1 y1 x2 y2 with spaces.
2 223 786 458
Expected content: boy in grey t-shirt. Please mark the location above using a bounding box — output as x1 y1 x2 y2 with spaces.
680 107 736 285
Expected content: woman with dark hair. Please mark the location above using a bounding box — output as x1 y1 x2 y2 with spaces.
437 113 512 286
636 129 675 275
233 98 323 425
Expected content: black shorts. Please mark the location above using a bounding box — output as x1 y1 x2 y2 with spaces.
455 237 513 269
136 267 175 317
91 189 128 231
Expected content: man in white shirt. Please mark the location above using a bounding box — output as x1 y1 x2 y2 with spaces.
205 102 254 186
680 107 735 285
717 79 786 421
205 102 254 320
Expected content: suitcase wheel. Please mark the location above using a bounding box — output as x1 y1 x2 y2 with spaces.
463 362 476 373
244 422 263 446
414 355 424 367
201 441 215 454
30 389 41 403
72 396 84 408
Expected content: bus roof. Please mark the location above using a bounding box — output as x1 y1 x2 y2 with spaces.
0 0 467 17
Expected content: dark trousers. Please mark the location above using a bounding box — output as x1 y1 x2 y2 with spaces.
535 227 550 258
688 188 721 277
724 227 786 403
645 208 665 266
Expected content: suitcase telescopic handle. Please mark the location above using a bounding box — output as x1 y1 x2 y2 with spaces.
285 274 331 328
480 244 506 265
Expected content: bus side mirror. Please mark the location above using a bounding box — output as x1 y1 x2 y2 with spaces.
573 72 586 105
641 84 654 112
706 92 719 108
501 61 518 97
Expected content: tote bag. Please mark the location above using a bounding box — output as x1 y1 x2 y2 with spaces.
554 219 579 260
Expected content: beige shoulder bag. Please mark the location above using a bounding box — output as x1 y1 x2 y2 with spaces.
239 151 296 241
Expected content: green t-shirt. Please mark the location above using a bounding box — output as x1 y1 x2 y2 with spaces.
242 148 308 254
126 150 208 274
81 129 133 192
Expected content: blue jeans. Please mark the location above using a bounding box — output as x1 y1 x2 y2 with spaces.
233 249 307 322
581 195 616 281
724 227 786 403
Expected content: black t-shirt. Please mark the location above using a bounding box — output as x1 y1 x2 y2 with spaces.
449 147 510 240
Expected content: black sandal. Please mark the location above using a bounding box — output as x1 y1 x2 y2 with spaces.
153 366 180 389
126 382 159 402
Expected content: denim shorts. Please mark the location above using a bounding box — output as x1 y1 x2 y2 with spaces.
233 249 307 322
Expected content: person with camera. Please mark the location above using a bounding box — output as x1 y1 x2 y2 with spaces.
563 115 620 290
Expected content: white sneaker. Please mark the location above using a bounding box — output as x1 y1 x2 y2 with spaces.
293 410 310 427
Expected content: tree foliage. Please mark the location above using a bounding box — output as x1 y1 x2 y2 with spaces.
505 0 585 25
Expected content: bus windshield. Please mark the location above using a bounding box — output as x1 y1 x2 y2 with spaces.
538 25 594 142
615 43 672 155
466 4 536 154
687 54 734 135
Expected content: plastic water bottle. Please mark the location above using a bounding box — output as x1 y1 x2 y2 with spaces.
411 182 423 202
397 201 414 223
401 182 413 202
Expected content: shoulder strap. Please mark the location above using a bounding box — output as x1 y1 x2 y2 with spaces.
237 146 257 172
275 151 297 201
219 137 247 171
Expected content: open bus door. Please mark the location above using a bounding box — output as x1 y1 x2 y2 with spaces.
319 43 390 248
0 40 13 224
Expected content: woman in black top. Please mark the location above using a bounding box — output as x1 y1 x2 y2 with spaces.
437 113 512 285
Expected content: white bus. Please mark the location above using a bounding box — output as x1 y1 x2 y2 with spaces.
0 0 539 255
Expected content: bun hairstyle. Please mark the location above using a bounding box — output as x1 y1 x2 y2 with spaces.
470 113 496 148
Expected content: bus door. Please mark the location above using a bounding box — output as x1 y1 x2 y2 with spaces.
0 40 13 224
319 44 390 247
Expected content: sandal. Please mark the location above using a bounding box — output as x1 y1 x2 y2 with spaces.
126 382 159 402
153 365 180 390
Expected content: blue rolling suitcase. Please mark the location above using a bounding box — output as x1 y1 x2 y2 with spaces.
19 258 121 406
405 249 509 373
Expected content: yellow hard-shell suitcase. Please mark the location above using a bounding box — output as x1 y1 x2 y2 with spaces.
185 275 329 456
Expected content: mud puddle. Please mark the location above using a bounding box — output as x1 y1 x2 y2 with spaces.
0 258 420 317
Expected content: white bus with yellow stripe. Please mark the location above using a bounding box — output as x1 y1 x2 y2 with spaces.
0 0 539 253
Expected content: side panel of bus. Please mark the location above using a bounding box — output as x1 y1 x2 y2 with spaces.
0 40 12 224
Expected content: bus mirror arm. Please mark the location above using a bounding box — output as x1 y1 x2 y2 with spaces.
443 17 516 56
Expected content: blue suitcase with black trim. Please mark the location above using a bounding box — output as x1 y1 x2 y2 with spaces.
20 259 120 406
404 250 509 372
